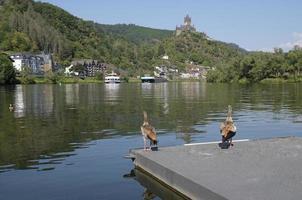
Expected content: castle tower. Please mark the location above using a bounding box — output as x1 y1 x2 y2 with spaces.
175 14 196 36
184 14 191 26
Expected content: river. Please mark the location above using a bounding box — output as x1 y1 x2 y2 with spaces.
0 82 301 199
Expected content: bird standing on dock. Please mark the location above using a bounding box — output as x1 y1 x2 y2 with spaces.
9 104 14 112
141 111 158 150
220 105 237 147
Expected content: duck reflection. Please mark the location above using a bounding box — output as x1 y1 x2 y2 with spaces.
143 189 157 200
123 168 186 200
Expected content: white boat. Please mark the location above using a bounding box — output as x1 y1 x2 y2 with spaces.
105 72 121 83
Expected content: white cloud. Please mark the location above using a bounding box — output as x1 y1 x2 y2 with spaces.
259 32 302 52
278 32 302 51
293 32 302 39
258 47 274 53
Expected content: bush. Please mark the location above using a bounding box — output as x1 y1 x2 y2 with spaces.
18 67 36 84
95 72 104 80
0 53 17 84
45 72 62 84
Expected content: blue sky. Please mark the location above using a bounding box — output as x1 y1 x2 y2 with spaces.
38 0 302 52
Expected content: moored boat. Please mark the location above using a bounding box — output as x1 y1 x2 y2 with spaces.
141 75 167 83
105 71 121 83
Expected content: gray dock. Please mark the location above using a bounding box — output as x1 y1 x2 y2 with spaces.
130 137 302 200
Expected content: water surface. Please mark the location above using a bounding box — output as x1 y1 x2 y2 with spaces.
0 82 302 199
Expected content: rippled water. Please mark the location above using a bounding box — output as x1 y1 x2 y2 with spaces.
0 82 302 199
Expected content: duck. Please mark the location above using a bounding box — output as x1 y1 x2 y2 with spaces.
9 104 14 112
220 105 237 146
141 111 158 150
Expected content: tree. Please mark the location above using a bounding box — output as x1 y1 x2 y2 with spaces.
0 53 17 84
157 44 165 57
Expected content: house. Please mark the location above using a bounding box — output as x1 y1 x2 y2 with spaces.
180 64 210 79
38 53 53 73
180 73 191 79
154 65 179 79
10 52 53 75
71 59 107 77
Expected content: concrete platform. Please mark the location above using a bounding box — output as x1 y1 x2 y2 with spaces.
130 137 302 200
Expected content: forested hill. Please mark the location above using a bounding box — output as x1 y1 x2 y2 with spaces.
0 0 247 75
159 32 246 67
98 24 173 44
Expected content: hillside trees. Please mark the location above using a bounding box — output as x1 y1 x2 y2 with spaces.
207 47 302 83
8 7 71 59
0 53 17 84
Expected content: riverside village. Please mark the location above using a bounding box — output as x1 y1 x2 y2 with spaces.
6 15 211 83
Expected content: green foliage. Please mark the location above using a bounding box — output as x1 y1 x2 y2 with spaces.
160 32 246 68
18 67 35 84
72 64 84 72
207 48 302 83
0 53 17 84
206 69 223 83
4 31 33 51
95 71 104 80
99 24 173 44
45 72 63 84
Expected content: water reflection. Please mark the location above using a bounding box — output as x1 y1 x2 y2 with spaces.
141 82 153 97
180 81 201 100
65 84 79 106
13 85 54 117
0 141 90 173
123 168 187 200
104 83 120 105
14 85 25 118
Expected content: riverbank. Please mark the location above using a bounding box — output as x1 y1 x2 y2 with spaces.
33 77 104 84
16 77 203 84
260 77 302 83
9 76 302 85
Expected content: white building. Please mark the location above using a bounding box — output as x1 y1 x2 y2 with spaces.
10 54 22 71
10 53 47 75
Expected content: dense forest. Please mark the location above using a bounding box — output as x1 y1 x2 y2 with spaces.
0 0 301 82
207 47 302 83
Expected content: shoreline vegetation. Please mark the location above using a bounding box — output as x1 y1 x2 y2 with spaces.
9 76 302 85
16 76 205 84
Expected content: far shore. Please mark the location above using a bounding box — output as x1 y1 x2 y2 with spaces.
15 77 203 84
3 77 302 85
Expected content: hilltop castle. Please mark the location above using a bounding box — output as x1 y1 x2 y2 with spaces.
176 14 196 36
